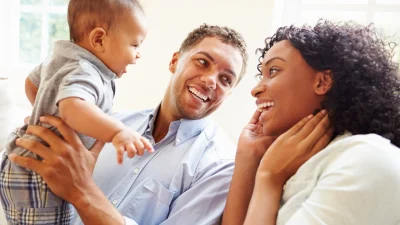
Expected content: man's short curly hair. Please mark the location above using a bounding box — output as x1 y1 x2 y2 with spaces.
68 0 144 43
258 20 400 147
179 24 248 84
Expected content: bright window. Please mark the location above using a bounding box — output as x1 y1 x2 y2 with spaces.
275 0 400 65
1 0 69 69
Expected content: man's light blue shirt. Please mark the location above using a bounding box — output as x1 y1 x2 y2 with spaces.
71 107 236 225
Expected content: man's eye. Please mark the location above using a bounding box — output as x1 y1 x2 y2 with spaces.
198 59 208 67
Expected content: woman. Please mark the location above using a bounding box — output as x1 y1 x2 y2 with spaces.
223 20 400 225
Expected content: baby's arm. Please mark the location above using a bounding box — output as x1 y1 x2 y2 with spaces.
59 97 153 163
59 97 124 142
25 77 38 106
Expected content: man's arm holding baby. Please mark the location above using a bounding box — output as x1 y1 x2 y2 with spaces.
8 116 130 225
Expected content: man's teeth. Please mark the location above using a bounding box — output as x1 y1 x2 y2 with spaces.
257 102 274 112
189 87 208 101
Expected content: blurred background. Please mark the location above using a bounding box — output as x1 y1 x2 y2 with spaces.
1 0 399 149
0 0 399 222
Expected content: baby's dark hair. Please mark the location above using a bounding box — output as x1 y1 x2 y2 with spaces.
68 0 144 42
258 20 400 146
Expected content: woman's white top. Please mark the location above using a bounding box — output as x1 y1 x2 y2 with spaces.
278 133 400 225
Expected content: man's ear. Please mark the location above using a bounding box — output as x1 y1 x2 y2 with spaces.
169 52 180 73
89 27 107 53
315 70 333 95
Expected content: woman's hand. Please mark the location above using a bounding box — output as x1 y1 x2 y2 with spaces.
9 116 105 206
243 110 333 225
237 110 276 160
258 110 333 186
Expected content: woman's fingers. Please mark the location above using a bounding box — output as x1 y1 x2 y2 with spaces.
301 112 331 149
310 126 334 155
296 110 328 141
39 116 83 150
282 114 314 138
248 110 262 125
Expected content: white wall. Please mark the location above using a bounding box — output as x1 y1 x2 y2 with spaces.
0 0 275 147
114 0 275 142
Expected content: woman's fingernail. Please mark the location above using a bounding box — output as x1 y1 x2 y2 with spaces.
39 116 44 121
321 109 327 115
308 114 313 119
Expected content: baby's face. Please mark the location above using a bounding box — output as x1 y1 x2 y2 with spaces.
102 11 148 77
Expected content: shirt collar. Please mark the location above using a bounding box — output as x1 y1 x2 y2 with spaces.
146 104 212 145
52 40 117 82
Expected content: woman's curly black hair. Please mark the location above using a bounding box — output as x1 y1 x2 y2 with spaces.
257 19 400 147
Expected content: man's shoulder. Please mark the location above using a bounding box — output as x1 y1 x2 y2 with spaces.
113 109 153 125
201 121 237 162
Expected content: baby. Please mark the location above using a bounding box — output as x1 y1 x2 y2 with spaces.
0 0 152 224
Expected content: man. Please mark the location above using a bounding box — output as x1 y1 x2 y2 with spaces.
9 24 248 225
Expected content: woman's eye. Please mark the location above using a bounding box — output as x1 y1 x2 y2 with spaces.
270 68 279 75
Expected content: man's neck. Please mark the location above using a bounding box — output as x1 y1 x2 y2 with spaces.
153 102 177 143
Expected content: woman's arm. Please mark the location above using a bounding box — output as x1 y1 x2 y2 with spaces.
222 111 276 225
224 110 332 225
244 110 332 225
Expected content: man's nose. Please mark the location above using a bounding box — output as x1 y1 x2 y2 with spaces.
201 72 217 89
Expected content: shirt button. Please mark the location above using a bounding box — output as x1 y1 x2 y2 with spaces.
133 167 140 174
176 138 181 143
112 200 118 205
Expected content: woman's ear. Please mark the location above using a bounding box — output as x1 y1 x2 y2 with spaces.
89 27 107 53
315 70 333 95
169 52 180 73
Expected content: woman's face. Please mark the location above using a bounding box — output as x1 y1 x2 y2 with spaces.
251 40 326 136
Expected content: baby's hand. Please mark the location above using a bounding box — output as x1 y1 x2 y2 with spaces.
112 128 154 164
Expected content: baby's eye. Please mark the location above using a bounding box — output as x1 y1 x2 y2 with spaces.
222 76 232 85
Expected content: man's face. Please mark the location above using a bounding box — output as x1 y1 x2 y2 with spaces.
165 37 243 120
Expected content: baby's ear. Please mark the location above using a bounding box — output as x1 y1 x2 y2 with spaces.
89 27 107 52
315 70 333 95
168 52 180 74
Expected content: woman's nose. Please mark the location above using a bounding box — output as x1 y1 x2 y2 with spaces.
251 82 266 98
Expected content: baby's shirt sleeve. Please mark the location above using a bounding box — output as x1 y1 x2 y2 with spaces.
28 63 43 87
55 61 104 106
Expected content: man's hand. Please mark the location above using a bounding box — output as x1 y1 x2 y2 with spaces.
9 116 104 206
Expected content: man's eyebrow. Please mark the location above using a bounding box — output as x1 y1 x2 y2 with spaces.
264 57 286 66
197 51 216 63
197 51 237 77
